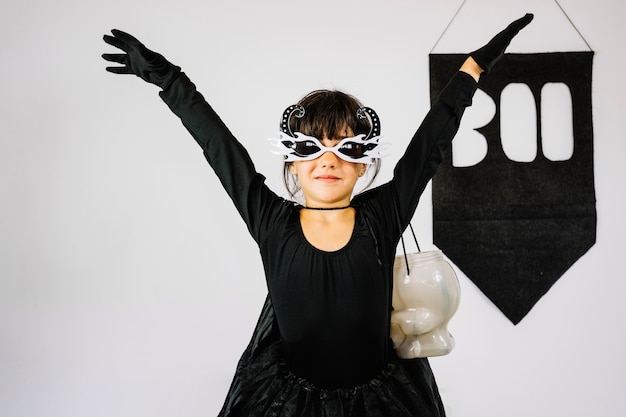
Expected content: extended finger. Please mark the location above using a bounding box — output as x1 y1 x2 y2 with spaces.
103 33 128 52
104 66 133 74
101 53 127 64
511 13 534 31
110 29 143 48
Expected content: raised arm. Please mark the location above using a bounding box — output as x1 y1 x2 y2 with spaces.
392 14 533 227
102 30 283 242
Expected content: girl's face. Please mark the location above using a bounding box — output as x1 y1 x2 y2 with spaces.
289 127 366 208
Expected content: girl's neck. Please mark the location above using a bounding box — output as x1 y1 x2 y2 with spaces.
301 196 352 211
302 205 351 211
299 204 355 224
299 205 356 251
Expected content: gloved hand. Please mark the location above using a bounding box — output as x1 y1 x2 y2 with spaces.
470 13 534 73
102 29 181 90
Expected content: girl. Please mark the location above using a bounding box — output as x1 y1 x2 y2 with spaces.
103 14 532 416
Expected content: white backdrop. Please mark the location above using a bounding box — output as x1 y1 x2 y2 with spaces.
1 0 625 416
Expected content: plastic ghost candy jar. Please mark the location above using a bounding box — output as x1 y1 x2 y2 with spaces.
390 250 461 358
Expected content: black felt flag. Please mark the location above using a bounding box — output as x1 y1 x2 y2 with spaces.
430 52 596 324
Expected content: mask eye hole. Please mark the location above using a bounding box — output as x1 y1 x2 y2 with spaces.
294 140 321 156
338 142 364 158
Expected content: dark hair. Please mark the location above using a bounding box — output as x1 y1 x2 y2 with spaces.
282 89 382 198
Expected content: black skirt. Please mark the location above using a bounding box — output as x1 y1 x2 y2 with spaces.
219 295 446 417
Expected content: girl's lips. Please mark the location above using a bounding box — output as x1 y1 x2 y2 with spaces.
315 175 340 182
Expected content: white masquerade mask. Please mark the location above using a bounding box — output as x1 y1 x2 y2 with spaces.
268 104 389 163
269 132 388 163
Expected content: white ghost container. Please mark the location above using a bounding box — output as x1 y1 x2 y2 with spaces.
391 250 461 358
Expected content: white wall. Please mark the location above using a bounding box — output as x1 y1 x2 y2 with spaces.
1 0 624 416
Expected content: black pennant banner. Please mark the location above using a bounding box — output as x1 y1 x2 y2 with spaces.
430 52 596 324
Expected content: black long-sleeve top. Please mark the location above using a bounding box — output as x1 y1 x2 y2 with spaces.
159 72 477 389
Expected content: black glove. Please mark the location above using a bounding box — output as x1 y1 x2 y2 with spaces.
470 13 534 73
102 29 181 90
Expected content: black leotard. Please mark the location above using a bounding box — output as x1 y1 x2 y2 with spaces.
159 70 477 414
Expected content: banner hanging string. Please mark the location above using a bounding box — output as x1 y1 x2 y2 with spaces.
430 0 592 54
429 0 467 54
553 0 592 51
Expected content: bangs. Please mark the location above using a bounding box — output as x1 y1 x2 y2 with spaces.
291 90 371 139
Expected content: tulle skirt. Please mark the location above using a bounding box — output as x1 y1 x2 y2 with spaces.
218 295 446 417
